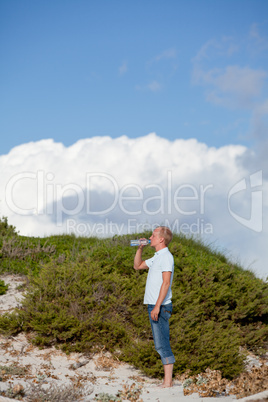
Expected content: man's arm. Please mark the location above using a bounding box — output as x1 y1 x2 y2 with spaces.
134 246 149 270
150 271 172 321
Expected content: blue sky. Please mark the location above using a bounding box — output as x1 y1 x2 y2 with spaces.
1 1 268 278
1 0 267 154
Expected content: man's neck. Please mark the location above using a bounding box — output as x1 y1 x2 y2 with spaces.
154 244 167 252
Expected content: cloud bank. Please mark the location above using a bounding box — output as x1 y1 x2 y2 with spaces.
1 133 267 279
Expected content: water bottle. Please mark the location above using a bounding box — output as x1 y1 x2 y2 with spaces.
130 239 151 246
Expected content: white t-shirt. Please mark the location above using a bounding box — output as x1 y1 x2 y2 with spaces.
144 247 174 305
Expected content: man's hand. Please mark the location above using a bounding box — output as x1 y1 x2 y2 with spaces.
138 238 147 249
151 305 160 321
150 272 172 320
133 239 149 271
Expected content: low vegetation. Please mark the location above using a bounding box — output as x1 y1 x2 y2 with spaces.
2 381 93 401
0 217 267 380
0 279 8 295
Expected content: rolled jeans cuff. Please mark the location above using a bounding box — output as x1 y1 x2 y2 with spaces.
161 355 176 365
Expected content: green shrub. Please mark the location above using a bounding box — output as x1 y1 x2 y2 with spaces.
0 229 98 275
0 231 267 380
0 216 17 237
0 279 8 295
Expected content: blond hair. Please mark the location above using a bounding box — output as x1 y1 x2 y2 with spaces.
157 226 173 246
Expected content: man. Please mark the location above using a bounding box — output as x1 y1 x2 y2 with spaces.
133 226 175 388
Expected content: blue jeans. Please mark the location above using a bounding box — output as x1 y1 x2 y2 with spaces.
147 303 175 365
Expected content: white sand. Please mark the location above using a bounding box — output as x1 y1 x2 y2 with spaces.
0 275 267 401
0 331 236 401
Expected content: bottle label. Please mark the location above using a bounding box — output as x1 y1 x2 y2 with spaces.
130 239 151 246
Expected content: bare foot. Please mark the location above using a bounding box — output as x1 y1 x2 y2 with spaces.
159 382 173 388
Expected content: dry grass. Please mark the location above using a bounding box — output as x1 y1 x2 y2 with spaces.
95 348 120 372
0 363 29 378
26 381 93 402
1 379 93 401
117 382 143 402
94 383 144 402
181 362 268 399
1 237 56 260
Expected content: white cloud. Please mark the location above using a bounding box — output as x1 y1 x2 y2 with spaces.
249 23 268 52
136 81 162 92
119 61 127 75
153 48 177 62
0 134 267 279
192 37 237 65
194 64 267 109
143 48 178 90
192 35 267 109
147 81 162 92
239 99 268 180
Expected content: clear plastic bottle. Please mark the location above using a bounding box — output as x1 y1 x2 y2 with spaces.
130 239 151 246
